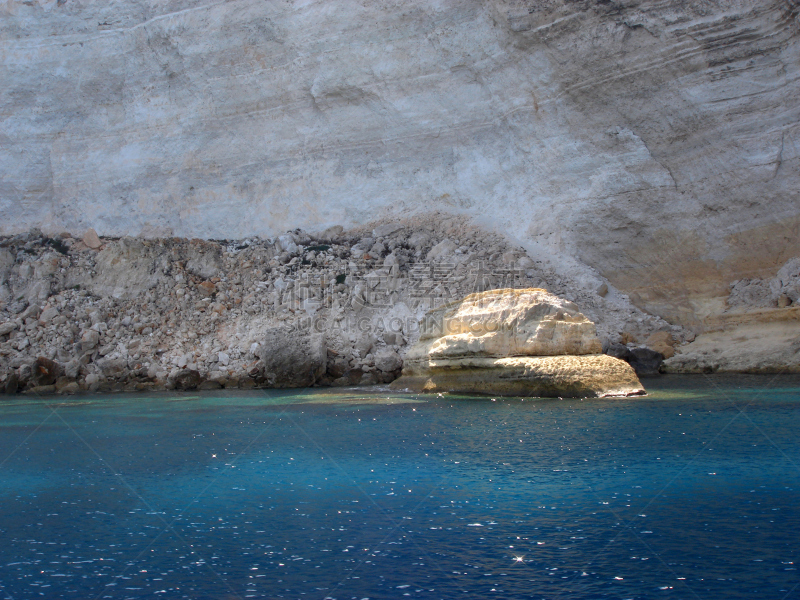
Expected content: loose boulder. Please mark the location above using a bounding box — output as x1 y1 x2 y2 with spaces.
170 369 202 390
374 348 402 374
392 288 644 398
31 357 62 387
3 371 19 395
259 326 326 388
0 322 17 337
80 329 100 352
82 228 102 249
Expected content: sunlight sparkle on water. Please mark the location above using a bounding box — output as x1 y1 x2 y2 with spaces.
1 377 799 599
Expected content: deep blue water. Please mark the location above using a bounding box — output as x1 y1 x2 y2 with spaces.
1 375 800 600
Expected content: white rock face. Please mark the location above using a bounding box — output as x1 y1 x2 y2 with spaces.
1 1 798 328
394 288 643 397
408 288 603 361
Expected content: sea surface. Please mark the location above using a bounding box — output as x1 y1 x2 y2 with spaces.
1 375 799 600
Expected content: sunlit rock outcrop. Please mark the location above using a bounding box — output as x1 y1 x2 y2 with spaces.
392 289 644 397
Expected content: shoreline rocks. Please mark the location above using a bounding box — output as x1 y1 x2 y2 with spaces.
606 343 665 377
663 319 800 374
260 326 326 388
394 354 645 398
392 289 645 398
0 220 708 396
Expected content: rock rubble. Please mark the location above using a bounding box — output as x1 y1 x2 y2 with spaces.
0 215 678 395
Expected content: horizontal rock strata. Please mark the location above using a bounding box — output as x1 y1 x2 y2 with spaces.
663 315 800 374
393 355 645 399
392 288 645 398
409 288 603 360
1 0 798 341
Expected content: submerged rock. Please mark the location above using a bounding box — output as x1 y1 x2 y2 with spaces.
392 289 644 398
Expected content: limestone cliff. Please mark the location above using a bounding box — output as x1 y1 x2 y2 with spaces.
1 1 799 349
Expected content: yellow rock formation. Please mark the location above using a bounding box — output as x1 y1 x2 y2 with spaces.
393 289 644 398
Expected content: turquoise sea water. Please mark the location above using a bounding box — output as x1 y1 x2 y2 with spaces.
1 375 799 600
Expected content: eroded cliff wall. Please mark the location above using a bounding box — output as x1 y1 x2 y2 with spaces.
2 0 799 331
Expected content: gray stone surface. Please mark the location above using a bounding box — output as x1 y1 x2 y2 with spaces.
1 1 798 333
374 348 402 374
260 326 326 388
31 356 61 387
